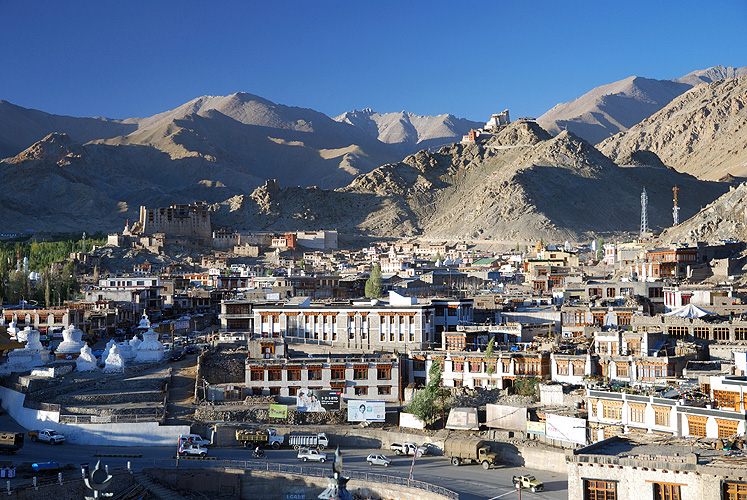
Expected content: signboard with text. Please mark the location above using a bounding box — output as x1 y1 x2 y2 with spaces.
347 400 386 422
296 390 340 412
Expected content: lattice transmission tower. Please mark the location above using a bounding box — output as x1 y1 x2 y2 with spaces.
640 188 649 236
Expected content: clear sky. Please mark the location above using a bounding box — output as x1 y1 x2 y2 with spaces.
1 0 746 122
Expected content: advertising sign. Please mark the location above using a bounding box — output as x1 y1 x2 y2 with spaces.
486 404 527 431
399 412 425 430
445 407 480 430
347 400 386 422
269 404 288 419
545 413 586 445
526 421 546 435
296 389 340 412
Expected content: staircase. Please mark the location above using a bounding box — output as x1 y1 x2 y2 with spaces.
132 472 180 500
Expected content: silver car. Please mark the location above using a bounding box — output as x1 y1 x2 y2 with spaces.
366 454 392 467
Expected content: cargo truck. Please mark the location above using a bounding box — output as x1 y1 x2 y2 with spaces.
0 433 24 455
288 432 328 450
443 437 500 469
235 428 284 449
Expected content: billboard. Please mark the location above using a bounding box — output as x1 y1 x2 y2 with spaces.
445 407 480 430
399 412 425 430
347 400 386 422
296 389 340 412
269 404 288 419
485 404 527 431
545 413 586 445
526 421 546 435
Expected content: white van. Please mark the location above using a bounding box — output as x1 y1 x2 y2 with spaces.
180 434 211 447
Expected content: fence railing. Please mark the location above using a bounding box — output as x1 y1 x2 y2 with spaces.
59 412 163 424
150 459 459 499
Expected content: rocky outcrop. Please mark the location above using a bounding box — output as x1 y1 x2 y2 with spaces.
598 76 747 180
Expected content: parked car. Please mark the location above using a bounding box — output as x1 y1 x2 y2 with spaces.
170 351 186 362
297 447 327 462
390 442 427 456
180 434 211 447
28 429 65 445
178 443 207 457
366 454 391 467
185 345 197 355
513 474 544 493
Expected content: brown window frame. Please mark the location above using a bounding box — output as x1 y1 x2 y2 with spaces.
307 366 322 381
583 479 616 500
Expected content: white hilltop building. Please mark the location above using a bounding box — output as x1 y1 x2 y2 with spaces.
134 313 165 363
76 345 98 372
55 324 86 360
103 344 124 373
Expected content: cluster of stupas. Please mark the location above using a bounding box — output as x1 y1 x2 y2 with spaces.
2 313 165 374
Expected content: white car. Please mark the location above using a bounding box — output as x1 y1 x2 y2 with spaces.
297 447 327 462
180 434 211 447
178 443 207 457
366 454 392 467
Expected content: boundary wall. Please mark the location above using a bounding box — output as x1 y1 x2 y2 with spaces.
0 386 189 446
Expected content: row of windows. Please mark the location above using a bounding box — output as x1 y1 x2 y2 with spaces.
249 365 392 381
252 386 392 397
584 479 684 500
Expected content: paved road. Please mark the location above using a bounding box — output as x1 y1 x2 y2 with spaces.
1 411 567 499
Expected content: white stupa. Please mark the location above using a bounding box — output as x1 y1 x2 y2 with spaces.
134 327 164 363
129 335 142 351
117 342 135 361
76 345 98 372
103 344 124 373
16 325 30 344
55 325 86 360
6 321 19 341
4 328 48 372
136 312 152 333
100 339 116 367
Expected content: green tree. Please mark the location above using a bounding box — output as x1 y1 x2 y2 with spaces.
485 337 496 376
365 265 383 298
406 360 446 424
514 377 541 396
596 237 605 261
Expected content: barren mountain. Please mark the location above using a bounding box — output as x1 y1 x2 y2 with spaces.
211 121 728 243
598 76 747 181
0 100 136 160
537 65 747 145
654 182 747 245
334 108 481 155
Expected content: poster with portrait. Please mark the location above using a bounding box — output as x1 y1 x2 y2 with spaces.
296 389 340 412
347 400 386 422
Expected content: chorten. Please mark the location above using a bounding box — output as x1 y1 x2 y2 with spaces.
103 344 124 373
56 325 86 360
76 345 98 372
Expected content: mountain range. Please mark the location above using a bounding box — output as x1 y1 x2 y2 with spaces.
1 65 746 242
537 65 747 145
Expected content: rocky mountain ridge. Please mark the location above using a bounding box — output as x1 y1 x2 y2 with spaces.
598 76 747 181
537 65 747 145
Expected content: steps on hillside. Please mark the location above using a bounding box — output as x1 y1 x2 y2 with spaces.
132 471 180 500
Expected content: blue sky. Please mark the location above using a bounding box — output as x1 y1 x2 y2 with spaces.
1 1 746 121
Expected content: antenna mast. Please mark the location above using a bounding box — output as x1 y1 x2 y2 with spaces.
640 188 649 237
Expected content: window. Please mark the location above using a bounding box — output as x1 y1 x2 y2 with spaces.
556 362 569 376
250 368 264 381
725 482 747 500
469 361 482 373
252 387 263 396
717 419 740 438
602 403 622 420
588 399 597 417
331 365 346 380
269 387 280 396
616 363 629 377
667 326 688 337
308 366 322 381
714 390 741 411
287 367 301 381
736 328 747 341
694 327 709 339
653 406 670 427
377 365 392 380
714 327 730 341
607 287 615 298
688 415 707 437
583 479 616 500
354 386 368 396
353 365 368 380
378 385 391 395
573 363 584 376
653 483 680 500
268 367 282 381
629 403 645 423
453 361 464 372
